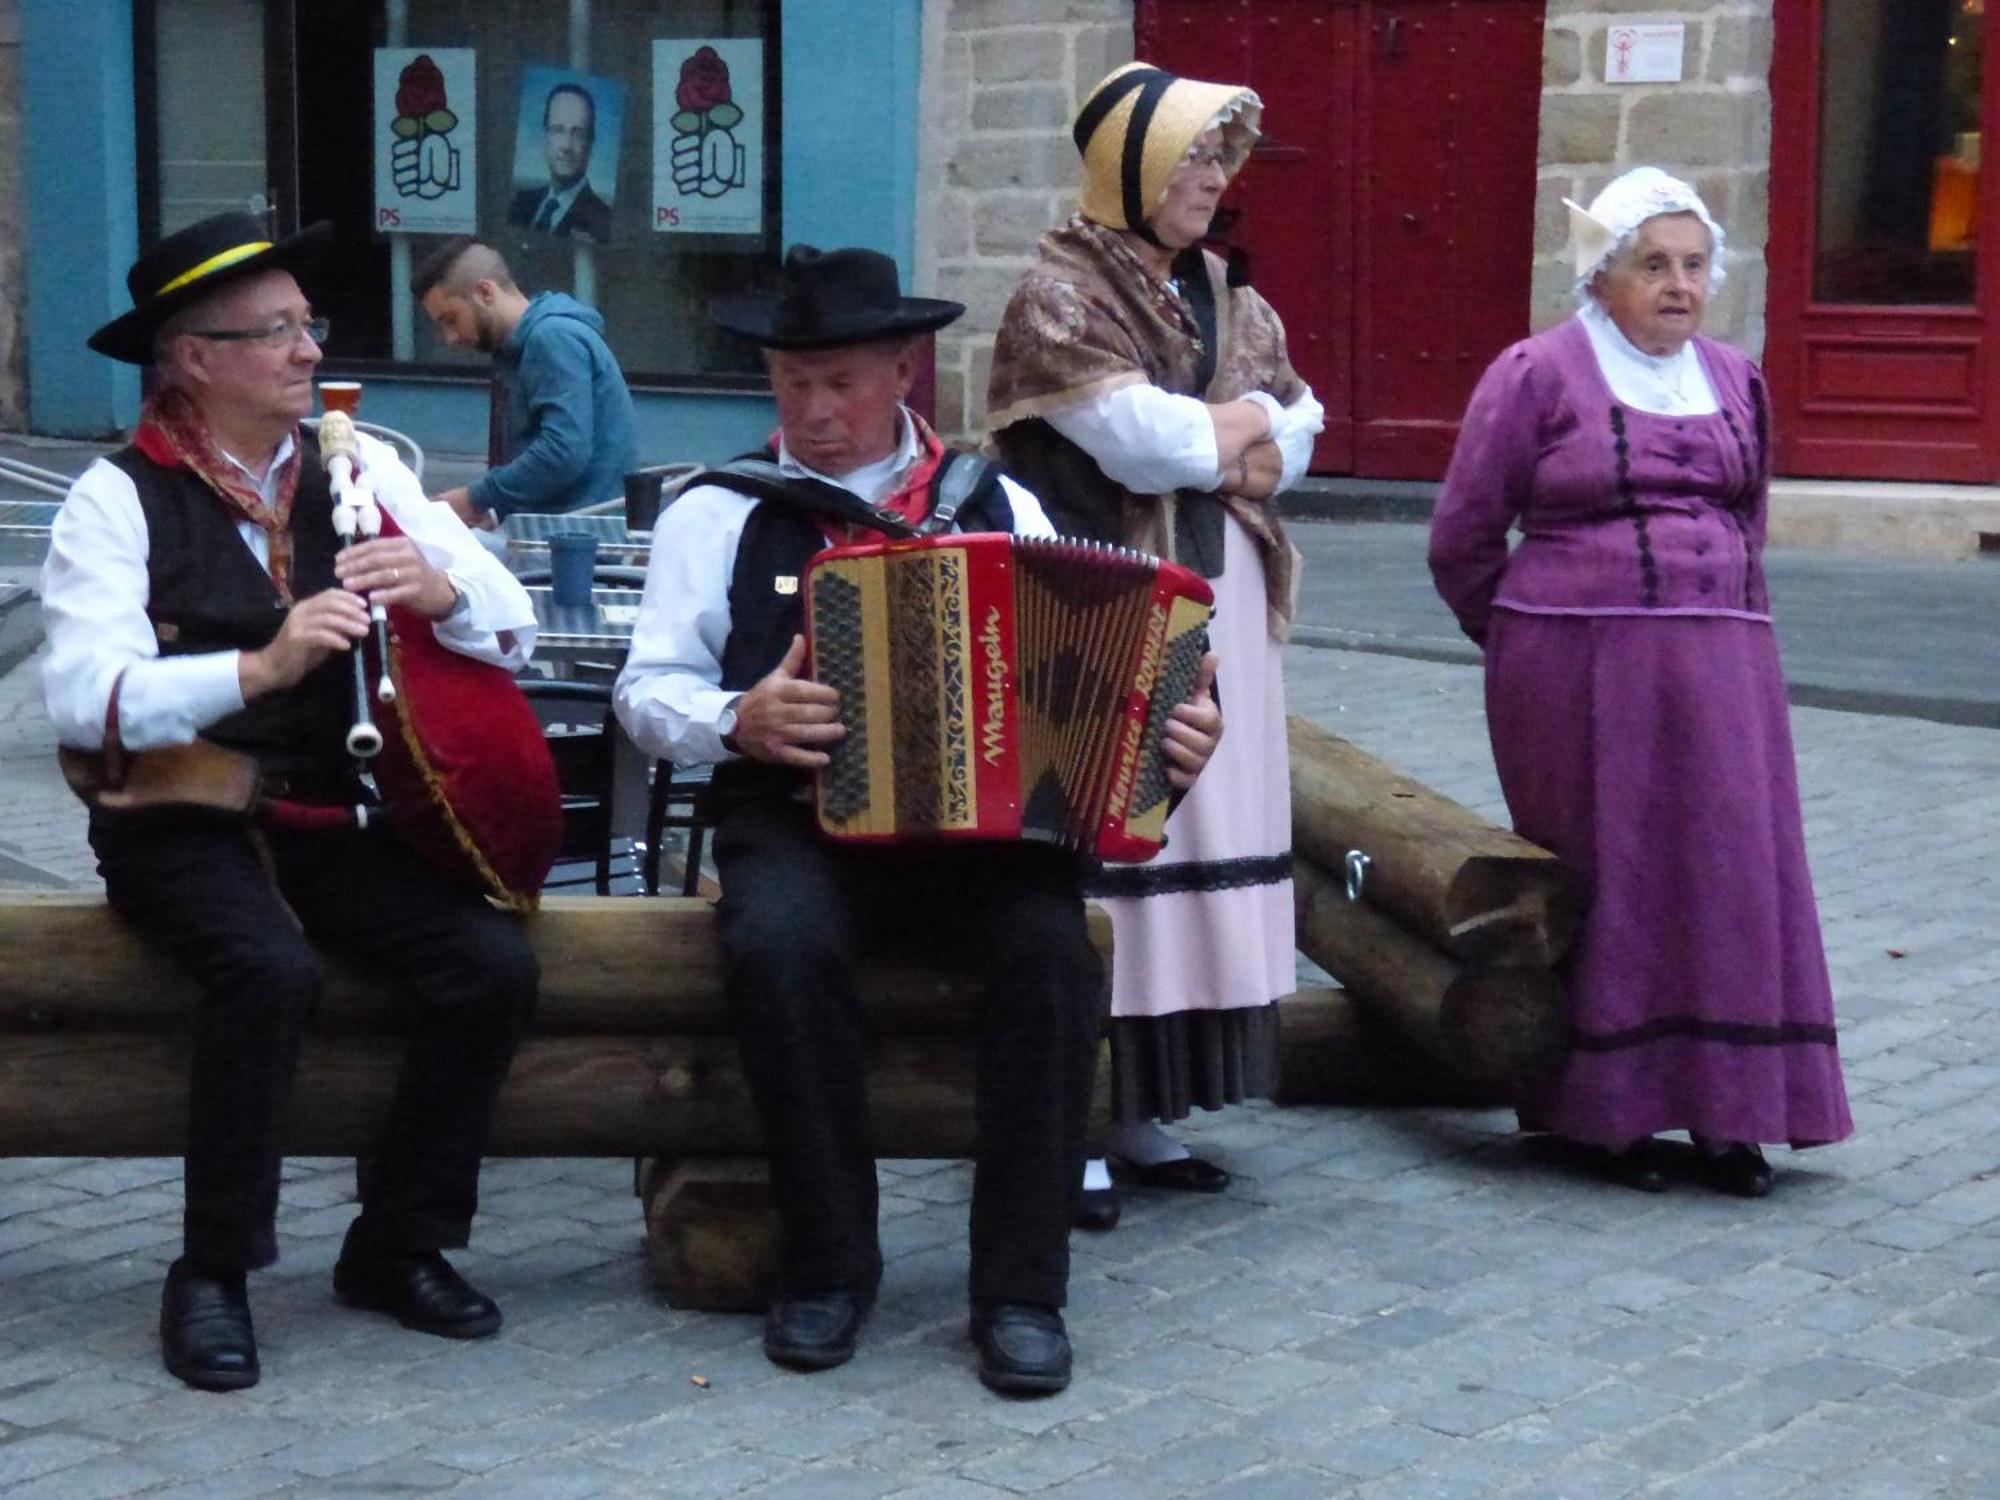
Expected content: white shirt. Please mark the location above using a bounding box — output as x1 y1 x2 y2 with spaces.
615 409 1054 768
1042 380 1325 496
1578 298 1720 417
42 428 537 751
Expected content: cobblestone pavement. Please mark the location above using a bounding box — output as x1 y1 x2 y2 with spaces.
2 637 1999 1497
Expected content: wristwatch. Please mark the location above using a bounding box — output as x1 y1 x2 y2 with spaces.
718 696 742 757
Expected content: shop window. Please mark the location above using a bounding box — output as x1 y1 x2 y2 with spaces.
1814 0 1982 306
142 0 780 387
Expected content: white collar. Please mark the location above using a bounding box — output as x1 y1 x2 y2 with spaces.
219 431 297 505
775 408 919 507
1578 300 1719 417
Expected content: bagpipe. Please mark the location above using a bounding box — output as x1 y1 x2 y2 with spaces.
803 531 1213 863
312 410 561 909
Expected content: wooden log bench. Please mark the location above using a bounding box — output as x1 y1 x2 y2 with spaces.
0 892 1113 1310
1286 717 1581 1096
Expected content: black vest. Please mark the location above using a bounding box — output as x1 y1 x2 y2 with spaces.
109 430 353 778
705 455 1017 815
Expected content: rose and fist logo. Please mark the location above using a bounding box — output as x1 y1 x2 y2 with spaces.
390 55 460 201
670 46 747 200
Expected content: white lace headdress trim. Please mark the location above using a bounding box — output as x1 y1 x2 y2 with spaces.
1564 166 1727 300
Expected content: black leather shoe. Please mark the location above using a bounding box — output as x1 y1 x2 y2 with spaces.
971 1302 1072 1396
1117 1154 1230 1193
161 1259 259 1392
1072 1186 1121 1232
333 1230 502 1340
764 1290 870 1371
1599 1138 1668 1194
1704 1143 1775 1199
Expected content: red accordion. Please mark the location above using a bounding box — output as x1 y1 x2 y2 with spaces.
803 532 1214 862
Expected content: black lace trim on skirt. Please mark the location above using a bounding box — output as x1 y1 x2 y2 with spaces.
1084 851 1293 899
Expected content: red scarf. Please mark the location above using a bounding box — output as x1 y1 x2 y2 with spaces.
134 386 304 603
772 411 949 544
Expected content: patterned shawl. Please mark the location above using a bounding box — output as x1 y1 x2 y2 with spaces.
133 385 303 603
986 215 1306 635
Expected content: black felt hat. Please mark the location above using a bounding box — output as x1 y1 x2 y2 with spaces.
710 245 964 350
88 212 334 364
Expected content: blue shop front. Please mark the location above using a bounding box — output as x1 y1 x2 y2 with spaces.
19 0 922 462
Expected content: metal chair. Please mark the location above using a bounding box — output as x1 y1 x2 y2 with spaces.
519 679 643 896
644 760 714 897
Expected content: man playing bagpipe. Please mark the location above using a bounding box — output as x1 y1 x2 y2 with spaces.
614 245 1222 1395
42 213 545 1391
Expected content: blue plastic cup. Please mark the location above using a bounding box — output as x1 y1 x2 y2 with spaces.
548 531 598 609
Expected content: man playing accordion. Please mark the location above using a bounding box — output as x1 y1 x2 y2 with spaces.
41 214 540 1391
615 245 1222 1395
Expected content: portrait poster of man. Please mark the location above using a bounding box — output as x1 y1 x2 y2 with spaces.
508 65 627 245
652 39 764 235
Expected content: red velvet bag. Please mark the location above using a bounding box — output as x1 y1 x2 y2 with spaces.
369 519 563 911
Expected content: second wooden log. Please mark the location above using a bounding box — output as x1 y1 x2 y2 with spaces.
1294 857 1568 1090
1288 716 1586 968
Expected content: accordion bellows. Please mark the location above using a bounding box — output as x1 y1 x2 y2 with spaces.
805 533 1214 862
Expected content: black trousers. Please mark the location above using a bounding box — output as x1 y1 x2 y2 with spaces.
712 799 1106 1310
89 813 537 1271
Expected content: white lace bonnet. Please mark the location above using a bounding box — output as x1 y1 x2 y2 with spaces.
1564 167 1727 298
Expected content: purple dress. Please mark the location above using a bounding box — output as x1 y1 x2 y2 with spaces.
1429 316 1852 1149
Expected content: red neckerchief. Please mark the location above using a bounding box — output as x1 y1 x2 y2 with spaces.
771 412 949 544
134 386 303 603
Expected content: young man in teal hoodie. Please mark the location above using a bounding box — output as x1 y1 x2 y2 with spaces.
414 237 636 524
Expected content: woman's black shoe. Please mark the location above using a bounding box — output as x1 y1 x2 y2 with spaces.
1704 1143 1775 1198
1117 1155 1231 1193
1599 1138 1667 1193
161 1258 259 1392
1072 1186 1121 1231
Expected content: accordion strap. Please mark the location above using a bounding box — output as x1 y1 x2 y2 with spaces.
686 459 919 540
920 451 999 536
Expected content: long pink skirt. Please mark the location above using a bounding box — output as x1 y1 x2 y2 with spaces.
1085 517 1293 1120
1486 608 1852 1148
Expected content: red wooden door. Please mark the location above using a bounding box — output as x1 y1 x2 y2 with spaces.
1136 0 1543 479
1767 0 1999 481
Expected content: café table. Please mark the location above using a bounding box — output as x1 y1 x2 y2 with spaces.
526 585 642 672
504 511 651 565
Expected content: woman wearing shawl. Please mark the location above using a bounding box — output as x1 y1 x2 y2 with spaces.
1428 168 1852 1196
987 63 1324 1228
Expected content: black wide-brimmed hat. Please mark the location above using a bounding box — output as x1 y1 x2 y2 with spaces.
88 212 334 364
710 245 963 350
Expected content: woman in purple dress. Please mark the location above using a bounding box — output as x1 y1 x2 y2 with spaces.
1428 168 1852 1196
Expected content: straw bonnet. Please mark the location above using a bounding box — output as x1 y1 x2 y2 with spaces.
1564 167 1727 296
1072 62 1261 238
89 212 333 365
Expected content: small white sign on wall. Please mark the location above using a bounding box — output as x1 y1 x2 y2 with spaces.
1606 24 1686 85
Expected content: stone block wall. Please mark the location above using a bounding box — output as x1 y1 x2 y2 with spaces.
1537 3 1775 355
916 0 1134 445
0 0 26 430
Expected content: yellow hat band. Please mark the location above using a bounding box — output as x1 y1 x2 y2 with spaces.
155 241 273 298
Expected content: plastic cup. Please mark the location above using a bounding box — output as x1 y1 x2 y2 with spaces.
548 532 599 609
318 380 362 416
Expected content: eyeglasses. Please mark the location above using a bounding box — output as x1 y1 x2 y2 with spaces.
190 316 330 350
1179 147 1230 175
